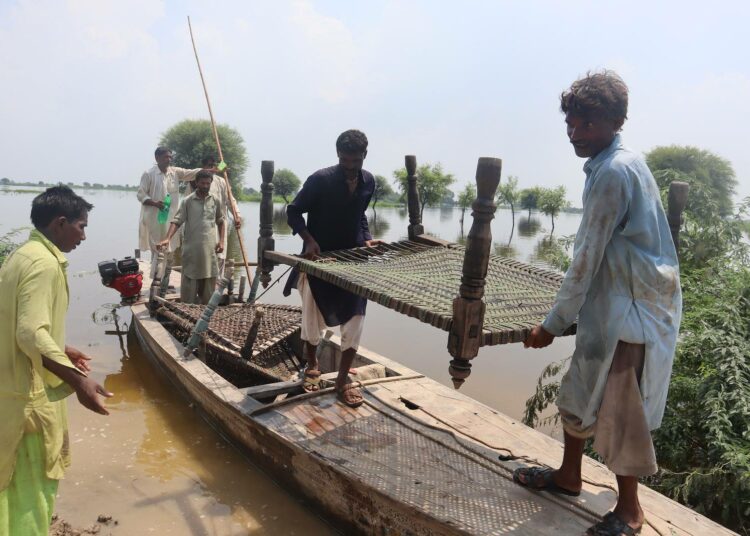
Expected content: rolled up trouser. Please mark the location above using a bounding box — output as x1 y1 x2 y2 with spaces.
298 272 364 352
559 340 657 477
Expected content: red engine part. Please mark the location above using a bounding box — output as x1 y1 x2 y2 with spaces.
108 273 143 302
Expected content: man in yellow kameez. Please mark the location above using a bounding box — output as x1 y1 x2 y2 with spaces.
0 186 112 536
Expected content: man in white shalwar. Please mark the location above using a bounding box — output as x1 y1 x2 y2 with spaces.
137 147 203 278
514 71 681 536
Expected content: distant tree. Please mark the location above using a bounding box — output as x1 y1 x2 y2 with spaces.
457 183 476 226
393 163 455 219
92 183 104 189
646 146 737 217
520 187 542 219
538 186 569 234
160 119 249 198
372 175 394 212
272 168 301 204
498 175 520 230
37 181 45 186
0 178 10 185
83 182 91 188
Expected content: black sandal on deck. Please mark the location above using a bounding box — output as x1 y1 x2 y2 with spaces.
586 512 642 536
512 466 581 497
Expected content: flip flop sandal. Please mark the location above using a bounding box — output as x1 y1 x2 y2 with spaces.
586 512 642 536
512 466 581 497
302 369 321 393
336 381 364 408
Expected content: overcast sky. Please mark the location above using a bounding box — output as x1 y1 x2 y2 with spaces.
1 0 748 206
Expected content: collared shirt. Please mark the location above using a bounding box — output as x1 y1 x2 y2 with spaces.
0 230 79 489
172 191 225 279
284 165 374 325
186 174 239 255
544 135 682 430
137 165 201 251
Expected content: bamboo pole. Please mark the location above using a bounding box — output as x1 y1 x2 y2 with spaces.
187 16 253 287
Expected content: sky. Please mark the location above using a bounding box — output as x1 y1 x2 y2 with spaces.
1 0 748 206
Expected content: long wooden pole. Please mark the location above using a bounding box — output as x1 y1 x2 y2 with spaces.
187 16 253 288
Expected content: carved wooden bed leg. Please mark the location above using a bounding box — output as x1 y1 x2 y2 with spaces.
667 181 689 252
258 160 276 289
406 155 424 239
448 157 502 388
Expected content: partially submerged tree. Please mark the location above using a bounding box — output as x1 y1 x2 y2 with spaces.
160 119 249 198
273 169 301 204
372 175 394 212
519 187 542 219
393 163 455 219
457 183 476 227
498 175 520 240
538 186 568 234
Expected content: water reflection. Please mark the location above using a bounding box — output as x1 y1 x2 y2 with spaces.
439 206 454 222
518 217 542 237
368 213 391 239
272 207 291 235
531 236 570 272
495 243 518 258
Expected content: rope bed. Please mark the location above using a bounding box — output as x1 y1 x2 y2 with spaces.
291 240 575 345
156 301 303 386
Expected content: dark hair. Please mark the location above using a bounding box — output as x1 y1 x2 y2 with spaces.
201 155 216 166
31 185 93 229
196 170 213 181
336 129 368 154
154 146 172 159
560 70 628 123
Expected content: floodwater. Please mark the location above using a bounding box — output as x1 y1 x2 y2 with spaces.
0 187 580 534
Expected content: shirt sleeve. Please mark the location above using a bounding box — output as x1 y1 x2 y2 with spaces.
361 188 373 242
137 171 151 204
171 198 187 226
286 175 317 236
174 167 202 182
15 257 76 387
542 167 631 336
215 198 225 225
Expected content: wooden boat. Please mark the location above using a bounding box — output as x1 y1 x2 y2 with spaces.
131 293 730 535
130 158 730 534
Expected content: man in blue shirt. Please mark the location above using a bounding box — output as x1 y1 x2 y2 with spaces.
515 71 681 536
285 130 380 407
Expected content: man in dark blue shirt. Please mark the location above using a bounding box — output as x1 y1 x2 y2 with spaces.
284 130 380 407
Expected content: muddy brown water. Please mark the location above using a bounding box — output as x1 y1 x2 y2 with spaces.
0 188 579 534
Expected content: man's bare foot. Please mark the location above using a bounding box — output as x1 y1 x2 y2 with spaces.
302 368 321 393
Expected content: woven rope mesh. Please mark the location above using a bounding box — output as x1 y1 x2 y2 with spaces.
156 302 303 386
294 240 574 345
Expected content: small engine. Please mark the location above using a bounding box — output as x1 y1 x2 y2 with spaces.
98 256 143 303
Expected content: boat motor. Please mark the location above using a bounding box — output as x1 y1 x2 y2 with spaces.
98 256 143 303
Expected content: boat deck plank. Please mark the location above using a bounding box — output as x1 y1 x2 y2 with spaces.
259 390 592 535
254 374 733 536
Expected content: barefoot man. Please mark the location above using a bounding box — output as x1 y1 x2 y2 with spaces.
515 71 682 536
284 129 380 408
0 186 112 535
